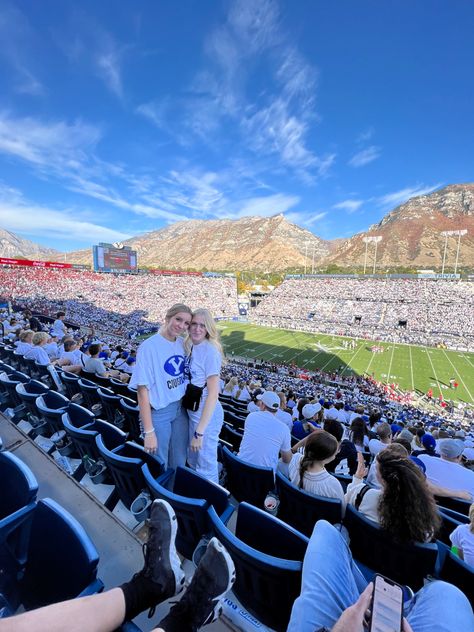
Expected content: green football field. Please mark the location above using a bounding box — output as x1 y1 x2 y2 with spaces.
217 321 474 405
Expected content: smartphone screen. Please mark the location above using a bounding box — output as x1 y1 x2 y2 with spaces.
369 575 403 632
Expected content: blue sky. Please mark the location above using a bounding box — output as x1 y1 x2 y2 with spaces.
0 0 473 252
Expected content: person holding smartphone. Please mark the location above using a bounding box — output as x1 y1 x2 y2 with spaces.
287 519 474 632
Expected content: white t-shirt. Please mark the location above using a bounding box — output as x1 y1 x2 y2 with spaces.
418 455 474 497
130 333 187 411
60 349 85 365
15 341 33 355
51 319 66 338
449 524 474 567
276 408 293 431
369 438 389 457
44 342 59 360
25 346 50 365
187 340 222 423
238 410 291 473
288 453 345 505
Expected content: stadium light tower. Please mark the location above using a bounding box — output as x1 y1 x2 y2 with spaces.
441 230 450 275
362 236 383 274
453 229 467 275
304 241 309 274
311 243 316 274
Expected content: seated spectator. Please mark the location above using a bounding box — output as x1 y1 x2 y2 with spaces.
44 334 60 360
23 309 42 332
222 376 238 397
24 332 53 365
84 343 129 382
276 391 293 430
346 417 370 453
368 421 392 457
345 445 441 542
287 430 345 505
238 390 292 474
59 339 86 367
15 330 34 355
412 433 439 458
292 403 322 440
325 418 358 476
449 503 474 567
419 439 474 498
234 380 251 402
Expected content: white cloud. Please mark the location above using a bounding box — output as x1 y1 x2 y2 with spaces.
356 127 374 143
286 210 327 226
97 48 123 99
377 183 443 209
333 199 363 213
233 193 300 218
348 145 381 168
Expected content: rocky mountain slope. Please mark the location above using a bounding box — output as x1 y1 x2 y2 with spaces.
0 228 59 260
66 214 332 272
326 184 474 269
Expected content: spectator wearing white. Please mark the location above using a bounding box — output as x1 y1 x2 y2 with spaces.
44 334 60 360
184 308 224 484
288 430 345 506
84 343 129 383
51 311 67 339
368 422 392 457
276 392 293 430
234 380 250 402
419 439 474 498
60 339 86 367
15 330 34 355
238 391 292 474
24 332 52 365
449 503 474 567
222 376 238 397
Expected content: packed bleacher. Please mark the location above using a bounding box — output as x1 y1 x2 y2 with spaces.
0 267 238 337
1 301 474 630
252 277 474 350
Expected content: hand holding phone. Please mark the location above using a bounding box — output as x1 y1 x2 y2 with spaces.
368 575 403 632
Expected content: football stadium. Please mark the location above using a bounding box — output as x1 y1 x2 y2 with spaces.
1 2 474 632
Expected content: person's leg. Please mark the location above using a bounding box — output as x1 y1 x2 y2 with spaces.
287 520 367 632
0 589 126 632
406 580 474 632
186 409 199 472
169 404 189 470
194 404 223 484
151 404 175 468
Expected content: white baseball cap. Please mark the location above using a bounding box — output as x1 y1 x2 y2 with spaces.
257 391 280 410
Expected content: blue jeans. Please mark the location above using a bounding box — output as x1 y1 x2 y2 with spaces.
151 401 188 470
187 400 223 484
287 521 474 632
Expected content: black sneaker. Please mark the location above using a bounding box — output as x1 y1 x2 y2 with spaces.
142 499 185 599
158 537 236 631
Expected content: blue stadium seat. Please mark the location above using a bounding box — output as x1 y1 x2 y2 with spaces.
344 504 438 590
119 397 142 444
78 378 101 409
435 496 471 517
96 438 165 511
60 371 82 400
223 410 246 430
35 391 70 435
142 464 234 559
0 370 30 412
437 543 474 607
22 357 40 379
332 472 352 492
219 423 243 452
221 445 274 507
98 387 124 427
437 507 469 546
6 498 103 611
208 502 308 631
0 452 38 585
15 381 51 435
276 471 342 536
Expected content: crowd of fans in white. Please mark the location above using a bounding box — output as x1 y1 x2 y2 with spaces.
252 277 474 351
0 268 237 337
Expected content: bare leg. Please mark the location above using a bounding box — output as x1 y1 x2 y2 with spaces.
0 588 125 632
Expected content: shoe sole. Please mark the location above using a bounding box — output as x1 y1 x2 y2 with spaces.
150 499 185 596
205 537 236 624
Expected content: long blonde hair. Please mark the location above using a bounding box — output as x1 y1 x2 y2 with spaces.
160 303 192 338
185 308 224 359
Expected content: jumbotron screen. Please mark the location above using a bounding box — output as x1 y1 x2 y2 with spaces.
92 243 138 274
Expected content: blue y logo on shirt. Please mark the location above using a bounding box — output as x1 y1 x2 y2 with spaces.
164 355 185 376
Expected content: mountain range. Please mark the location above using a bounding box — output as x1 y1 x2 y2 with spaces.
1 184 473 272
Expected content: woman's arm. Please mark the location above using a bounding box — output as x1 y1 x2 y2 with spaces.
137 385 157 453
427 481 472 501
190 375 219 451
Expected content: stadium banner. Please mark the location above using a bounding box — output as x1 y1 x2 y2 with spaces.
0 257 84 269
416 273 460 279
147 269 202 276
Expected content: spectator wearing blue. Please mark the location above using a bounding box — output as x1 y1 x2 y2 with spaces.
292 403 322 441
412 434 439 458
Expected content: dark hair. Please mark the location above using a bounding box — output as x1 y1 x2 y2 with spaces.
57 311 66 318
296 398 309 421
323 418 344 442
369 411 382 427
377 446 440 543
298 431 338 489
392 438 412 454
88 343 101 356
416 428 425 439
64 339 77 352
350 417 368 448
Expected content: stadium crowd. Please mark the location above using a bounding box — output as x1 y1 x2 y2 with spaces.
0 268 237 337
252 277 474 350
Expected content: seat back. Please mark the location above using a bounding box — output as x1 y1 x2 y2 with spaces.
438 546 474 607
0 371 30 407
20 498 102 610
219 423 243 452
78 379 100 408
209 502 308 631
15 381 49 417
224 411 246 430
0 452 38 520
344 505 438 590
62 403 96 429
276 471 342 535
174 466 231 516
98 388 122 425
222 446 274 507
437 509 468 546
35 391 70 434
436 496 471 516
60 372 82 399
120 397 142 443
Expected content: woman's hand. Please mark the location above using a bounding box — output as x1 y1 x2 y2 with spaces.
355 452 368 479
144 431 158 455
332 582 373 631
190 434 204 451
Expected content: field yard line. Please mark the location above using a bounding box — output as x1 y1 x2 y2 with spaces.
461 354 474 370
424 348 444 399
364 348 377 376
251 329 309 360
441 349 474 403
226 326 285 355
386 344 396 383
408 346 415 391
339 341 366 376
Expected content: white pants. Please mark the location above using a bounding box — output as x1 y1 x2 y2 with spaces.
187 399 224 484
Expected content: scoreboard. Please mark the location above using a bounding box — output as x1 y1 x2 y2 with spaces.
92 243 138 274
